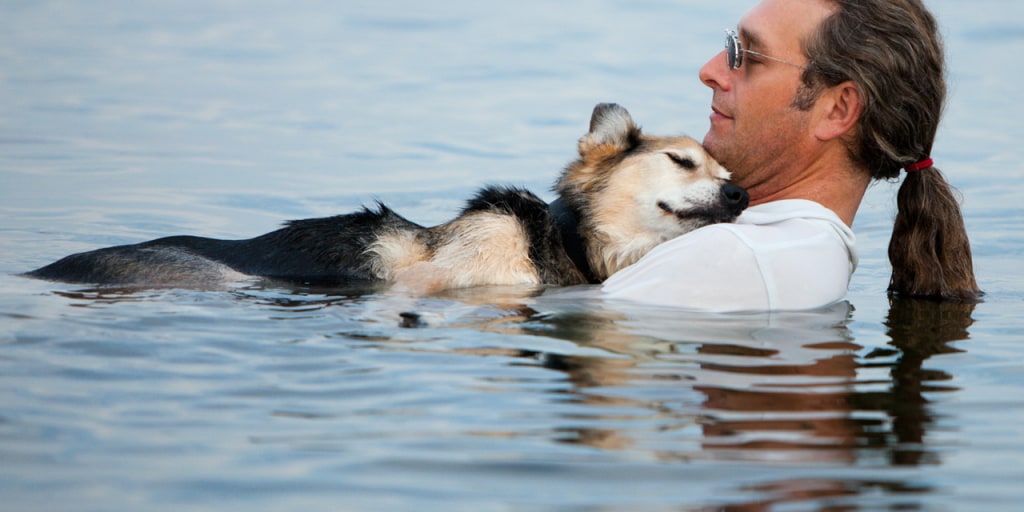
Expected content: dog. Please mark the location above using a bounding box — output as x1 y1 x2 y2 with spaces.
25 103 748 292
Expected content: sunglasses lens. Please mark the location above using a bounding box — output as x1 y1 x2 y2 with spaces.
725 33 741 69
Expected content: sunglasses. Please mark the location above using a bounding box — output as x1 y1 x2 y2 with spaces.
724 29 806 70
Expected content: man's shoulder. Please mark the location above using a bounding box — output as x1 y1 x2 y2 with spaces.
736 199 845 226
646 199 845 252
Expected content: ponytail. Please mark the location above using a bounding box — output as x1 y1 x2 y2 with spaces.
806 0 981 302
888 166 981 301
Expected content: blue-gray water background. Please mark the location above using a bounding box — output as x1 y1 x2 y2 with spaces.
2 1 1023 510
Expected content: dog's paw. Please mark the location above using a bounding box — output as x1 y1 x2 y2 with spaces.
398 311 441 328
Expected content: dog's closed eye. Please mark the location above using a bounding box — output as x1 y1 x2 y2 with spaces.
665 152 697 170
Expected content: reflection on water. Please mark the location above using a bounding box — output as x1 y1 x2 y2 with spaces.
878 298 974 467
433 295 976 508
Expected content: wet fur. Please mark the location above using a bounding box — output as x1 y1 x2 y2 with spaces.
26 103 748 292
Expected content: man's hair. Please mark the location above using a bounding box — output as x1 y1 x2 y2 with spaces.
797 0 981 301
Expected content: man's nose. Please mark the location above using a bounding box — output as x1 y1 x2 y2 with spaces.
699 50 731 91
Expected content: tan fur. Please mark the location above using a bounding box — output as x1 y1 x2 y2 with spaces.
369 212 539 294
366 229 429 281
427 213 540 288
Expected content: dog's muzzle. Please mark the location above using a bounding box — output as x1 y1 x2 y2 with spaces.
658 182 750 223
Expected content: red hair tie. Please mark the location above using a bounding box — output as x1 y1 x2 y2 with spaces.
905 158 933 173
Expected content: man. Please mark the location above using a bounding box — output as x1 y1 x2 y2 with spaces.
601 0 981 311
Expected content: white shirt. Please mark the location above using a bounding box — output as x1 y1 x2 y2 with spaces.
600 199 857 312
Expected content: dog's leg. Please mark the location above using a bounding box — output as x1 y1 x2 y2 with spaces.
423 212 541 289
390 261 456 294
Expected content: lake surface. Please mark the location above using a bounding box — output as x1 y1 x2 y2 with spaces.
2 1 1023 510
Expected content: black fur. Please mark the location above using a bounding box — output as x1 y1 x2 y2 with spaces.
548 197 597 283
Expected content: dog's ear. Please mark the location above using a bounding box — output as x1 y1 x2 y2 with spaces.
578 103 642 158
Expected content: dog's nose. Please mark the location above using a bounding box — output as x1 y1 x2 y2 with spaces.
720 183 749 213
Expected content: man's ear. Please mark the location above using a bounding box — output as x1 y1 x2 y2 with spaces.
813 81 862 141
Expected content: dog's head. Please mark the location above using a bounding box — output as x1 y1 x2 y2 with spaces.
556 103 749 279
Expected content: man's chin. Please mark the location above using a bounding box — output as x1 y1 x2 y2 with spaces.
701 133 724 161
701 136 740 174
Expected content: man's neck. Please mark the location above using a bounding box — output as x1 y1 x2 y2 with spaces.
745 158 870 227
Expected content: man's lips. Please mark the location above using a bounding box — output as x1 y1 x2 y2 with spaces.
710 105 733 120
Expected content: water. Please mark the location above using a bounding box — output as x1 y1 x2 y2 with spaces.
2 1 1023 510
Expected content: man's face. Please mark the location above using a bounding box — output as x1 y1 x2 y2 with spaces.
699 0 835 198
